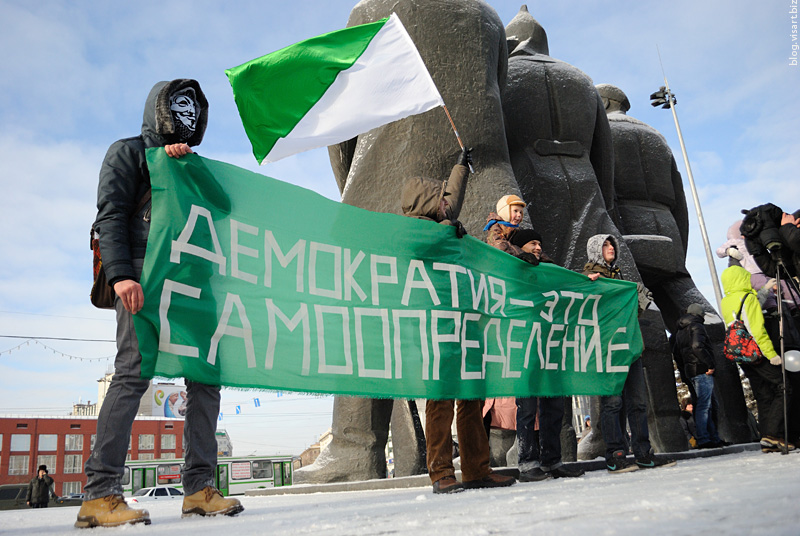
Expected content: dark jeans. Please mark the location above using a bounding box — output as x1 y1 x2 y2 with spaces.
742 359 788 439
600 357 651 460
30 502 48 508
691 374 721 444
84 262 221 499
516 396 565 471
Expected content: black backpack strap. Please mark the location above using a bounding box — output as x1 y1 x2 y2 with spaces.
734 294 749 321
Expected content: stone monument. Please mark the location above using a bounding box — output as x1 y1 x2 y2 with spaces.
596 83 752 443
298 0 524 484
501 6 686 457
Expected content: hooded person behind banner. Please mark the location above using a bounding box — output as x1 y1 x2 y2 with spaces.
402 149 514 494
584 234 652 313
582 233 675 471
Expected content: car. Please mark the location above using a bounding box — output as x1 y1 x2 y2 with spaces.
128 486 184 503
0 484 82 510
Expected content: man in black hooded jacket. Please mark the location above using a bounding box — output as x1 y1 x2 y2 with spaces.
77 80 242 529
672 304 723 448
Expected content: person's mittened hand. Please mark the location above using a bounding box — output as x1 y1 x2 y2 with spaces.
457 147 473 169
763 278 777 291
113 279 144 314
164 143 194 158
453 220 467 238
769 356 782 366
727 247 743 260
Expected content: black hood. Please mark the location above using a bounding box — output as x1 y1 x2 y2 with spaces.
676 312 702 330
142 79 208 148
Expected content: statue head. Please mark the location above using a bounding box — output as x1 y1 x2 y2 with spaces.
596 83 631 114
506 5 549 56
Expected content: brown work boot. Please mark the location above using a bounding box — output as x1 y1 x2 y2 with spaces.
74 494 150 528
432 475 465 494
463 472 516 490
182 486 244 518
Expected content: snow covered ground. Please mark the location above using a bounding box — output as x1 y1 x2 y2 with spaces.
3 450 799 535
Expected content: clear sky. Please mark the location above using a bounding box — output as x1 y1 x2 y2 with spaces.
0 0 798 455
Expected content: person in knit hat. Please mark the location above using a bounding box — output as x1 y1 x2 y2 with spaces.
504 228 584 481
27 465 56 508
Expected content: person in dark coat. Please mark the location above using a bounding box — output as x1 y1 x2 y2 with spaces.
491 227 583 481
402 148 515 494
27 465 56 508
78 80 242 529
672 304 723 448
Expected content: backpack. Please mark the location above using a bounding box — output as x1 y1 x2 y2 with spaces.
90 189 152 309
723 294 765 365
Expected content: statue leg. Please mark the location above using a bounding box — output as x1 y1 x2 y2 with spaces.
390 399 427 477
577 397 606 460
560 397 577 462
294 396 392 483
639 308 687 452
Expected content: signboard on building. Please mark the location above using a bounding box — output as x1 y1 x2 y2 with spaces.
152 385 187 419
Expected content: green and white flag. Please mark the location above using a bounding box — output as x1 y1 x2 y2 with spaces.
134 149 644 400
226 14 444 164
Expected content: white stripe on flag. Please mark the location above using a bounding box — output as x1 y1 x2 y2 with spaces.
264 14 443 163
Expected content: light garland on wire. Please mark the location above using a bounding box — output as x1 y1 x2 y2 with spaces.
0 339 114 361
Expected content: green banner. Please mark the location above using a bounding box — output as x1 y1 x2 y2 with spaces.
135 149 643 400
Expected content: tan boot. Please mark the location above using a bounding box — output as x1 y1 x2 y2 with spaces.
181 486 244 518
74 494 150 528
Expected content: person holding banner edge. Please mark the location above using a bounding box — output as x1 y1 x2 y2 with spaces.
508 229 584 481
401 147 515 494
485 199 584 482
583 234 677 472
78 80 243 528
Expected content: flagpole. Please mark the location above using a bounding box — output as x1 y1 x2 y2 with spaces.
442 105 474 172
652 48 724 312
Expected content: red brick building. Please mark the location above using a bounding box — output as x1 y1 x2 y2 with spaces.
0 416 184 496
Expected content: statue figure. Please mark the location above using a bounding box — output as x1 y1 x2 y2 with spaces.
501 6 686 457
596 83 753 443
297 0 523 484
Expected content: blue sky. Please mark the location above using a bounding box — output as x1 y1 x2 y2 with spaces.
0 0 798 455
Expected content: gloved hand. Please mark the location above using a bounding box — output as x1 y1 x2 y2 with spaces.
727 247 743 260
762 278 777 291
452 219 467 239
636 282 654 312
769 356 782 366
457 147 473 169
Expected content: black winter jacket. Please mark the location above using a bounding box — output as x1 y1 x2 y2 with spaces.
26 475 55 504
94 79 208 286
672 313 715 379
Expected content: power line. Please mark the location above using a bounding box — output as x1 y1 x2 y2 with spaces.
0 310 115 322
0 339 114 361
0 335 115 342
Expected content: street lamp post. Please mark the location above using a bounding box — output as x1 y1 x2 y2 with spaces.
650 81 725 313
